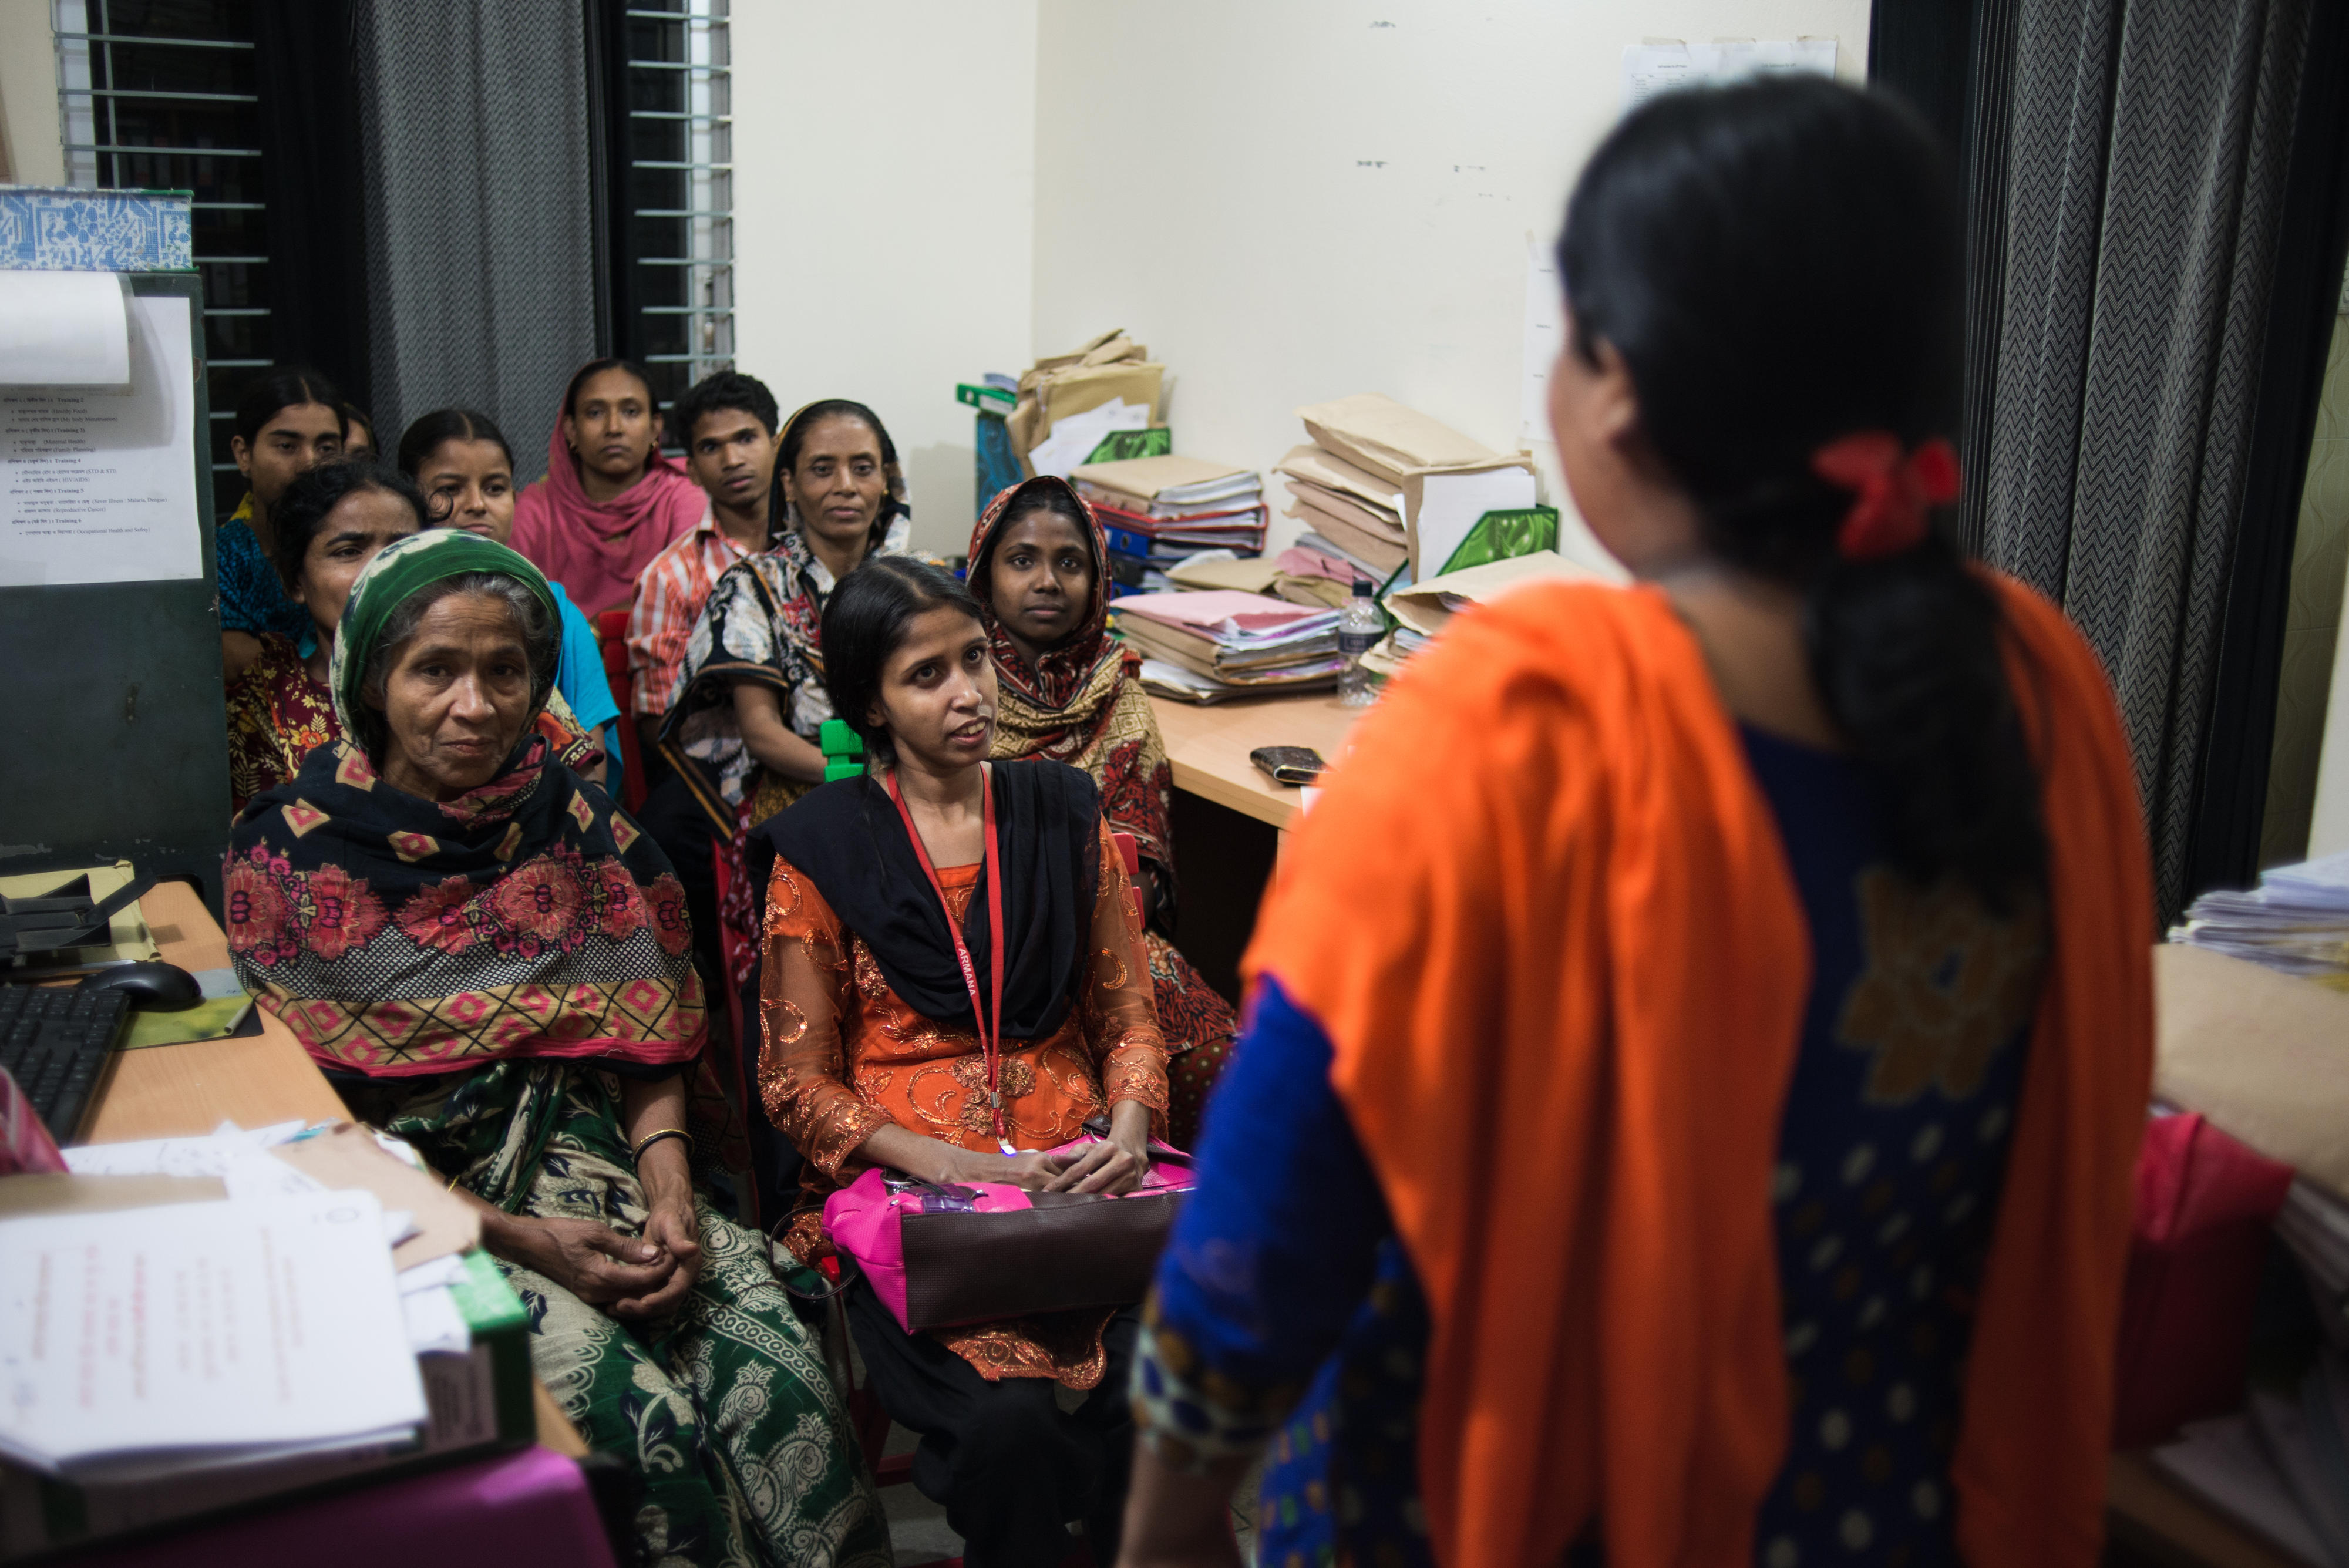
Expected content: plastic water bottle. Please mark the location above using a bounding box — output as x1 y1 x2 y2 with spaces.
1337 576 1382 708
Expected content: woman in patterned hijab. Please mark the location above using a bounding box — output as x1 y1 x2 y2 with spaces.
965 475 1237 1147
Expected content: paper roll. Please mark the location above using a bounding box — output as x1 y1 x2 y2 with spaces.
0 271 132 386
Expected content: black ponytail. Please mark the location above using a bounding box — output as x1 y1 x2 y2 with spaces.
1558 76 2044 909
394 407 515 480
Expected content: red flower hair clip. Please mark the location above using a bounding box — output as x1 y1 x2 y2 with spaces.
1811 431 1960 561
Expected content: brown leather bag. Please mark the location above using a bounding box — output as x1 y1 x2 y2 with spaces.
897 1187 1189 1330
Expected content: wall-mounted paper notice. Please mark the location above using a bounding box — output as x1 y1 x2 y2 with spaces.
0 271 130 386
1621 39 1838 112
0 293 201 587
1522 233 1564 451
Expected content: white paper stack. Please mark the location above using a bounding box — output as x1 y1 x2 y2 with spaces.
2155 1361 2349 1568
0 1187 428 1482
2172 852 2349 989
1113 589 1345 699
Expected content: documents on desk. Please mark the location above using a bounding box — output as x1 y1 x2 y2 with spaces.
1291 393 1537 581
2172 850 2349 989
1354 550 1603 678
1005 329 1166 479
0 1187 423 1481
0 1121 531 1557
1277 443 1411 580
1164 552 1281 595
1112 589 1344 699
1073 454 1269 591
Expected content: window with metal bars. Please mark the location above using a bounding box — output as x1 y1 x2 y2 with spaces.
597 0 735 421
53 0 268 516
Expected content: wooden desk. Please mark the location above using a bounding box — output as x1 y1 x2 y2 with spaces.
76 881 585 1454
1148 691 1363 831
80 880 347 1143
1141 691 1365 999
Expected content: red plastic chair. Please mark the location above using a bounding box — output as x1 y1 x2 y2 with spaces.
594 607 649 813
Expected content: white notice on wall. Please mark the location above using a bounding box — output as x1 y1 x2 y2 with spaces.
0 292 202 587
1522 233 1565 452
1621 39 1839 112
0 272 130 386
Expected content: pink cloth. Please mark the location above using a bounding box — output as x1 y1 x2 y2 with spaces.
824 1137 1196 1332
1276 544 1355 582
511 410 706 617
77 1446 617 1568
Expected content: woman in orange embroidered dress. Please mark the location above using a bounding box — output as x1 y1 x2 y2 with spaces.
756 556 1169 1567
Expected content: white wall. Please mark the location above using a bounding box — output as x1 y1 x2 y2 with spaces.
731 2 1867 562
1030 0 1868 568
2311 533 2349 857
0 0 64 186
731 2 1039 556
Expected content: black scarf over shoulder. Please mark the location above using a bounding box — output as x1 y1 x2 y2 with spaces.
759 759 1102 1041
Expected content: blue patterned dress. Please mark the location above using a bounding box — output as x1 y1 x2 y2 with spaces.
1132 726 2048 1567
217 494 314 644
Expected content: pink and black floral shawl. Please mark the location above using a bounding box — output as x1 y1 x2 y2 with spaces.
225 733 706 1078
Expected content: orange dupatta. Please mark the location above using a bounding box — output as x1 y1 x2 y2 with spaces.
1244 576 2153 1568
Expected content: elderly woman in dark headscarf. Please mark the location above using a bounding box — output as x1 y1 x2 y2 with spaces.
223 529 888 1568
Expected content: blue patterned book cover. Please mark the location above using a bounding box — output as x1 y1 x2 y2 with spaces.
0 186 193 271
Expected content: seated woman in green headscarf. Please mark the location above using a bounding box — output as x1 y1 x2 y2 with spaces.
223 529 889 1568
222 460 604 813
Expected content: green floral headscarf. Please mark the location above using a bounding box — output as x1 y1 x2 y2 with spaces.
328 529 563 739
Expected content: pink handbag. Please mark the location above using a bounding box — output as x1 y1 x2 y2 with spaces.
2112 1111 2296 1446
824 1135 1194 1332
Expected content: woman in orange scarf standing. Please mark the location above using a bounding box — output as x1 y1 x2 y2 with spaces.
1118 79 2153 1568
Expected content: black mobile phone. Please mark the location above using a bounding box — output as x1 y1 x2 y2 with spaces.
1250 746 1329 786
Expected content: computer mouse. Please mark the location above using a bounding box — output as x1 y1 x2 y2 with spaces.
78 959 203 1010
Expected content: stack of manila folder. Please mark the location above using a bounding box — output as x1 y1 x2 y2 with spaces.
1276 393 1537 583
1006 329 1167 479
1363 550 1601 677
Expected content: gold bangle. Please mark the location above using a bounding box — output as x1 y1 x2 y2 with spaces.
631 1126 692 1161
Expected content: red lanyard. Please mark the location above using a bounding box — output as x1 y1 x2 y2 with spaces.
886 766 1013 1152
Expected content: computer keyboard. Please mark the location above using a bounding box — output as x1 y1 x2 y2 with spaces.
0 983 129 1142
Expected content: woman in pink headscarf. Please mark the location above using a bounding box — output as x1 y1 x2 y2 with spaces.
511 358 707 615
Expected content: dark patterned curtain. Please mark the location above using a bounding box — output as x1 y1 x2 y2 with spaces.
1880 0 2349 920
354 0 600 486
254 2 371 411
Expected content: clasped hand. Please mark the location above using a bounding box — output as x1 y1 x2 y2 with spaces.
521 1196 702 1322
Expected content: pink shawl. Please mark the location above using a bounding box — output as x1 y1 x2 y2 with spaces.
510 413 707 616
